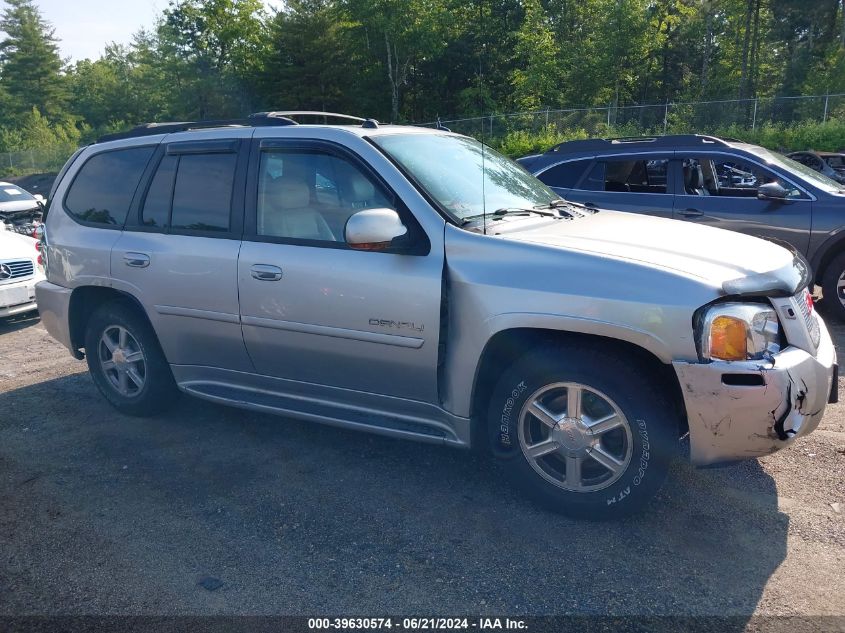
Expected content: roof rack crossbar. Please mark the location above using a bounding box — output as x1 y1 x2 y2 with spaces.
253 111 366 124
545 134 730 154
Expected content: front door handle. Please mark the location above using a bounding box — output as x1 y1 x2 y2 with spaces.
124 252 150 268
251 264 283 281
681 208 703 218
583 202 597 208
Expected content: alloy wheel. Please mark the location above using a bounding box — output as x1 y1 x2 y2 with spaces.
98 325 146 397
518 382 633 492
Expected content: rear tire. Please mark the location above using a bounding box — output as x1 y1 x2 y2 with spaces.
821 251 845 321
486 343 678 519
84 301 178 416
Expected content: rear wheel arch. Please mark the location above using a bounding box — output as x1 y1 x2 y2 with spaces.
469 328 687 448
68 287 155 357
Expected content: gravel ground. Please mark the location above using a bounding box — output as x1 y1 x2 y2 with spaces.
0 308 844 619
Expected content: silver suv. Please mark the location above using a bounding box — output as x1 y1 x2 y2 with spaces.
36 112 837 518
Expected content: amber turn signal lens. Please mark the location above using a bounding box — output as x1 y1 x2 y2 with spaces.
709 316 748 361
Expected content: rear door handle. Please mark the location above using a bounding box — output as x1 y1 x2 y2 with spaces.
124 252 150 268
251 264 283 281
681 208 703 218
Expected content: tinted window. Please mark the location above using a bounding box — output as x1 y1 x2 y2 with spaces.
603 159 669 193
141 154 177 228
170 153 237 232
65 147 154 225
257 150 393 243
537 159 591 189
581 162 606 191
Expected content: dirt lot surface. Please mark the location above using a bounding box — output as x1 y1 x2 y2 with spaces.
1 308 844 620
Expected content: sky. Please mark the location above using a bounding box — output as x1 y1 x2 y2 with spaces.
28 0 284 63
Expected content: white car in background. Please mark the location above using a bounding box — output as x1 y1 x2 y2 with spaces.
0 181 44 233
0 230 44 318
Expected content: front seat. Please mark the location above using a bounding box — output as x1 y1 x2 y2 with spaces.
262 177 336 241
684 164 710 196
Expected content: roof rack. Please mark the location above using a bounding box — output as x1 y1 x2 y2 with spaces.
96 111 380 143
545 134 731 154
255 111 366 124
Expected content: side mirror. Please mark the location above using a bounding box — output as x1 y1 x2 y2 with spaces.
758 182 789 201
345 208 408 251
33 194 45 205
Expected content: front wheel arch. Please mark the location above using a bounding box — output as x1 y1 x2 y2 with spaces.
469 329 687 450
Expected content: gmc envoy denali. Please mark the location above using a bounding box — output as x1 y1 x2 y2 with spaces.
36 112 837 518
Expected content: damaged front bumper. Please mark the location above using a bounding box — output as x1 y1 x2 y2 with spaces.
674 314 837 465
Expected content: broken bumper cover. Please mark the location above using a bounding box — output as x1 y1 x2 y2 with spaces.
674 315 836 465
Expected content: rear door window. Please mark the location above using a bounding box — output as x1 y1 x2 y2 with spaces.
170 153 238 232
536 159 591 189
602 159 669 193
64 147 154 226
141 154 177 228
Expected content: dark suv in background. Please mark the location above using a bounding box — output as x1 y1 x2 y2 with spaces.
518 135 845 319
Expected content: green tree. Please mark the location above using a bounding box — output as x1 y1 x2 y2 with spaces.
157 0 269 118
0 0 67 121
510 0 561 111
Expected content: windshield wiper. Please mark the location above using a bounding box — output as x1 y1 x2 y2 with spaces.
462 207 559 225
536 199 594 213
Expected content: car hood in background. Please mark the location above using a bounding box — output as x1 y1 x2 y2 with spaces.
0 199 40 214
489 210 805 296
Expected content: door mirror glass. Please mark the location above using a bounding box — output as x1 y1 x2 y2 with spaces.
345 208 407 251
758 181 789 200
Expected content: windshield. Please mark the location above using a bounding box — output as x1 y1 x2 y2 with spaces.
373 133 560 221
748 146 843 193
0 184 35 203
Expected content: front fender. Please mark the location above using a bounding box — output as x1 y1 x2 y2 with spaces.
443 311 679 419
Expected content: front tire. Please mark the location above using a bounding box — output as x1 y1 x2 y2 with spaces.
84 301 178 416
821 251 845 321
487 343 678 519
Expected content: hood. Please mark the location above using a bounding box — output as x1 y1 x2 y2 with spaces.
0 231 38 260
0 199 40 215
487 210 805 297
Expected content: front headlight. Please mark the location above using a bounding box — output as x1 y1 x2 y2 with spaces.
699 303 780 361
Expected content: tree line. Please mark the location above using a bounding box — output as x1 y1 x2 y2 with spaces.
0 0 844 157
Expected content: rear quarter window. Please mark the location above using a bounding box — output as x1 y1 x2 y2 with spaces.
536 159 592 189
64 146 155 226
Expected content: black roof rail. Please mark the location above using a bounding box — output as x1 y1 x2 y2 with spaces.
545 134 731 154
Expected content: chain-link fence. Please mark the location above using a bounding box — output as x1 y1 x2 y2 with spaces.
421 93 845 150
0 144 78 179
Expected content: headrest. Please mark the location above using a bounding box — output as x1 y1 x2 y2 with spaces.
266 177 310 209
689 165 704 189
347 174 375 202
684 163 704 188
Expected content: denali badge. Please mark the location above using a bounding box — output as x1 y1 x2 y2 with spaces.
369 319 424 332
